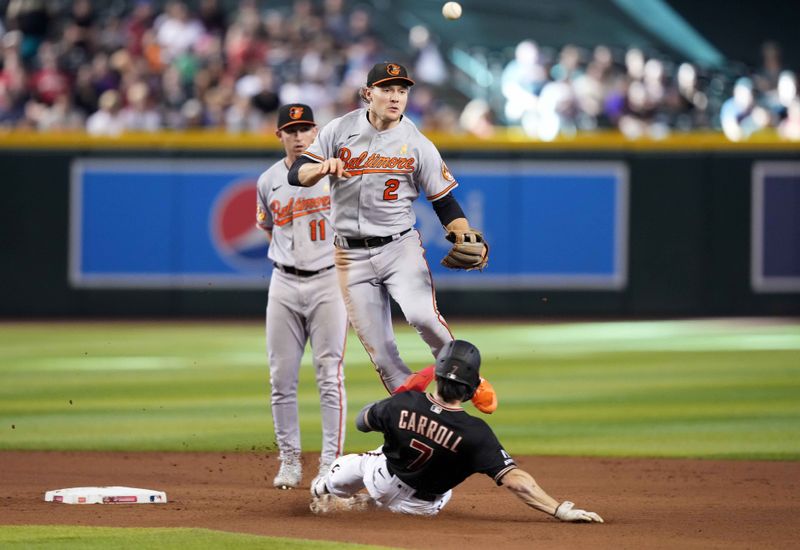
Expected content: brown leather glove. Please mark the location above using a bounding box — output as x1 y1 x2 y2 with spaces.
441 228 489 271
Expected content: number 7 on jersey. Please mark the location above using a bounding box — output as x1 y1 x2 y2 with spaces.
407 438 434 471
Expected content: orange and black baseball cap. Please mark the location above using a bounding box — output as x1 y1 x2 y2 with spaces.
366 62 415 87
277 103 315 131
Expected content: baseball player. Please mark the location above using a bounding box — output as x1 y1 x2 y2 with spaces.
288 62 496 414
257 104 348 490
308 340 604 523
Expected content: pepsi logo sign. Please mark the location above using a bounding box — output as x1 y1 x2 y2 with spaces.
210 178 269 272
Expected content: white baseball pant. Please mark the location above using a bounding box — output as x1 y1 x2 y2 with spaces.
325 447 452 515
267 267 348 464
334 229 453 392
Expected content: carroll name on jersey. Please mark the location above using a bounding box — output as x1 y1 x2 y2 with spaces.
397 410 462 452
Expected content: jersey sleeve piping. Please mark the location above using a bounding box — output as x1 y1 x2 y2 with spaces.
303 150 324 162
362 407 374 431
426 181 458 201
493 465 518 485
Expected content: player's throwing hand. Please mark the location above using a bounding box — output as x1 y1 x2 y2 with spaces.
317 158 352 179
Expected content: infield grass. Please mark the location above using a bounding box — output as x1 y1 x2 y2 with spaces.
0 526 393 549
1 319 799 459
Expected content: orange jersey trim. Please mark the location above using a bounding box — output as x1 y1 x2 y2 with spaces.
335 321 347 457
347 168 414 176
427 181 458 201
303 150 324 161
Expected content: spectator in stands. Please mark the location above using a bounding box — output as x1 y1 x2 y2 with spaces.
0 0 793 140
120 81 161 132
34 92 84 131
778 98 800 141
0 38 29 125
5 0 51 63
409 25 447 87
763 70 797 123
754 41 783 95
86 89 124 136
624 48 645 81
125 0 155 58
30 42 69 105
155 1 204 64
460 98 495 139
225 92 261 133
665 62 709 130
501 40 547 123
720 77 769 142
198 0 227 37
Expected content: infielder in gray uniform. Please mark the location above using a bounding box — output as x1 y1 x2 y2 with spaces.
288 63 496 414
257 104 348 490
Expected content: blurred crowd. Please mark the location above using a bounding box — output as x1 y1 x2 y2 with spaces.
490 39 799 141
0 0 796 141
0 0 398 135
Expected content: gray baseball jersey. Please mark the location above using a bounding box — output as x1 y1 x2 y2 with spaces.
256 158 347 467
257 160 335 271
302 108 458 238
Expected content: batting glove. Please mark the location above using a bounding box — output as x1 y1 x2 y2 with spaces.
554 501 604 523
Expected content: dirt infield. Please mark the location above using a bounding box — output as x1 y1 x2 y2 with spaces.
1 451 797 549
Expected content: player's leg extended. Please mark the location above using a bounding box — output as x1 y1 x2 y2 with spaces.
379 231 498 413
377 231 453 357
315 452 368 498
309 452 374 514
335 247 411 392
267 272 307 483
305 269 348 468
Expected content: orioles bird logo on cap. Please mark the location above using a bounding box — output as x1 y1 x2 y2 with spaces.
288 106 304 120
386 64 401 76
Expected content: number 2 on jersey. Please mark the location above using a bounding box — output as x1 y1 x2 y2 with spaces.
383 178 400 201
407 438 434 471
309 219 326 241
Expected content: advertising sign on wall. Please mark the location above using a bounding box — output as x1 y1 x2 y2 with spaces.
70 159 628 290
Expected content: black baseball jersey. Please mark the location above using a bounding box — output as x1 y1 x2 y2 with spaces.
364 391 517 495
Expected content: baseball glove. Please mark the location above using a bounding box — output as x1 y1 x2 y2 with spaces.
441 228 489 271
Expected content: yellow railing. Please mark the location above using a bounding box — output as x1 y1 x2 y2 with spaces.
0 128 797 151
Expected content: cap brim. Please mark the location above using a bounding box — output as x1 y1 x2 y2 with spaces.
370 76 415 87
277 120 316 131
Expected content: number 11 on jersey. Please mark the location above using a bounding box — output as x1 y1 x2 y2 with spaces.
310 219 326 241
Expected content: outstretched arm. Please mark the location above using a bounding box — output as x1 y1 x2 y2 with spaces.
289 156 352 187
501 468 603 523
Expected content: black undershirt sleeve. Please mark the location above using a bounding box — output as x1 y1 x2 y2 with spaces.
431 192 465 227
355 402 376 432
287 156 317 186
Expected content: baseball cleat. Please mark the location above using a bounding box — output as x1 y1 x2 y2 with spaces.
393 365 435 394
273 454 302 489
471 377 497 414
309 493 373 514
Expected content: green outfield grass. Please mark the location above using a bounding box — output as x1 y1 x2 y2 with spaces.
0 526 392 549
1 319 799 459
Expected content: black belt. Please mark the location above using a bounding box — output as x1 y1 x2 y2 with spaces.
335 228 412 249
273 263 335 277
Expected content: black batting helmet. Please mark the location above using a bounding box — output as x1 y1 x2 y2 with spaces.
434 340 481 399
